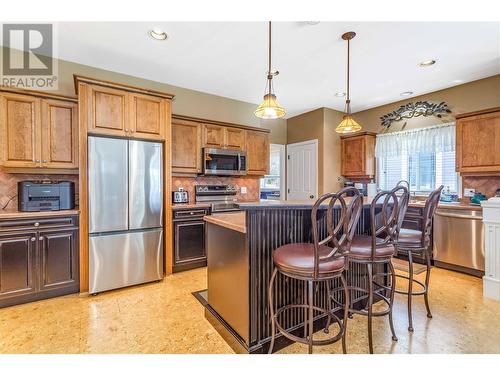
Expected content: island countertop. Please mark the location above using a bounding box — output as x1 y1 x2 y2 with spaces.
203 212 246 233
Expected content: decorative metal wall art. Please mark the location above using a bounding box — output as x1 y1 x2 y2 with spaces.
380 101 452 129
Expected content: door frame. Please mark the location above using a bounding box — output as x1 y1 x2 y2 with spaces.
286 139 319 201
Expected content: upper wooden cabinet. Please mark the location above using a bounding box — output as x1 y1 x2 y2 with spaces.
0 89 78 170
246 130 270 176
202 124 246 151
76 75 174 141
456 108 500 174
340 132 376 180
172 119 202 174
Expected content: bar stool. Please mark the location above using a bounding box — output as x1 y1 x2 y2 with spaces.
268 187 363 354
395 185 443 332
346 185 409 354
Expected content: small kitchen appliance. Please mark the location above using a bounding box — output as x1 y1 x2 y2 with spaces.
18 181 75 212
202 148 247 176
172 189 189 204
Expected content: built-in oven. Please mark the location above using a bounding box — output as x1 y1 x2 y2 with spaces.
203 148 246 176
172 207 210 273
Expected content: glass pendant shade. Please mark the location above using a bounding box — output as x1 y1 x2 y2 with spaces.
254 93 285 119
335 114 362 134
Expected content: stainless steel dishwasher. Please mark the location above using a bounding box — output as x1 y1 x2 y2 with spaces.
433 208 484 277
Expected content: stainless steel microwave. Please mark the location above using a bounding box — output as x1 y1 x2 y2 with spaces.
203 148 247 176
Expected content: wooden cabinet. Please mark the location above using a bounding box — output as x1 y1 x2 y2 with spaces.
172 119 202 174
84 82 171 141
202 124 246 150
0 215 79 308
246 130 270 175
41 99 78 169
129 93 168 140
341 132 376 180
0 89 78 170
0 233 37 300
456 108 500 174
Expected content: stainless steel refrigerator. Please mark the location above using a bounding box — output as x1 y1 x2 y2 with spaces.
88 136 164 294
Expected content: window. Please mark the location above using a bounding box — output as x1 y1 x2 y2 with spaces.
376 123 458 194
260 149 281 189
377 151 458 193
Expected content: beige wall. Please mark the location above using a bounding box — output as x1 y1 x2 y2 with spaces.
352 74 500 133
287 107 345 194
1 47 287 144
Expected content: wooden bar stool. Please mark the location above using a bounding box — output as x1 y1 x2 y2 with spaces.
346 185 409 354
268 187 363 354
395 185 443 332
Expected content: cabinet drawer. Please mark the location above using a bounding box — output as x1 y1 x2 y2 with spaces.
0 216 78 233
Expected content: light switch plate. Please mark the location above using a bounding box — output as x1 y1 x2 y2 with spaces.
240 186 247 194
464 188 475 197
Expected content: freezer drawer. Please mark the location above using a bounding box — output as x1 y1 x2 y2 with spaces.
129 140 163 230
89 229 163 293
433 209 484 275
88 137 128 233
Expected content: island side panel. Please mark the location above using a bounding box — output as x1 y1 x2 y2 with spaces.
247 206 376 349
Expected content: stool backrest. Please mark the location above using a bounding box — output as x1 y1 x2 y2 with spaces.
394 184 410 234
370 186 401 259
420 185 443 246
311 187 363 278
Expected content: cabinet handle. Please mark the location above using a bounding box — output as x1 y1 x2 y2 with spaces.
39 236 44 241
30 237 36 242
34 222 40 227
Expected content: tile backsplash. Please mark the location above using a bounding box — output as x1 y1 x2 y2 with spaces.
0 168 79 210
172 175 261 204
461 175 500 199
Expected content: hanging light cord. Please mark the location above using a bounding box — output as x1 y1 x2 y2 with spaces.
345 36 351 115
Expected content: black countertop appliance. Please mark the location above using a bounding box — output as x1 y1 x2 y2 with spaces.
18 181 75 212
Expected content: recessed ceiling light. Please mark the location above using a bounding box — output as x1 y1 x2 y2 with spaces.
419 59 436 67
335 92 346 97
149 29 168 41
400 91 413 97
305 21 320 25
453 79 464 83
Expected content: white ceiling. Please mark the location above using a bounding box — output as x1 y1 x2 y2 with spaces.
53 22 500 117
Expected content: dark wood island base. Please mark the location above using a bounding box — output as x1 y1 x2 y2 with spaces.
203 200 386 354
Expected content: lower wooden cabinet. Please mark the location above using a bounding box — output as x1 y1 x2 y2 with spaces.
0 215 79 308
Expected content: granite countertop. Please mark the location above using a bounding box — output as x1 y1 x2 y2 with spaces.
203 212 246 233
238 198 483 211
172 202 211 210
0 208 80 219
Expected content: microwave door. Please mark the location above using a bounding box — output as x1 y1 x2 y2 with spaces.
205 151 241 175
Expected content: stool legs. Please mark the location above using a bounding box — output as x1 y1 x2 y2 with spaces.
366 263 374 354
340 273 349 354
307 280 314 354
268 268 278 354
388 261 398 342
424 250 432 319
407 251 414 332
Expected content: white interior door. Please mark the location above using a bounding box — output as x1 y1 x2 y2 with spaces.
286 140 318 201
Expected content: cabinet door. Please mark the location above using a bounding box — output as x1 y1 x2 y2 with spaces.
38 229 79 291
246 130 270 175
87 84 129 136
202 124 225 148
172 120 202 173
0 233 37 299
41 99 78 169
341 137 365 176
129 93 166 140
0 93 41 168
457 112 500 173
225 128 246 150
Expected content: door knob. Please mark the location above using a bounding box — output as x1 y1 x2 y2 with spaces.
309 195 314 199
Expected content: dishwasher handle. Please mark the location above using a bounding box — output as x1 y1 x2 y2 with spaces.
436 212 483 220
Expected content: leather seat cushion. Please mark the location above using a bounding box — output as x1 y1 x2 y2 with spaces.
273 243 345 276
398 228 424 247
349 235 395 259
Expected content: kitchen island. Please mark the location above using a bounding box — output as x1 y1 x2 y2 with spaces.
203 199 384 354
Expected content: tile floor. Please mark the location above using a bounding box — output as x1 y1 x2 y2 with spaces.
0 267 499 354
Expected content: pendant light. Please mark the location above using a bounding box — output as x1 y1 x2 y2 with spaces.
255 21 285 119
335 31 362 134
